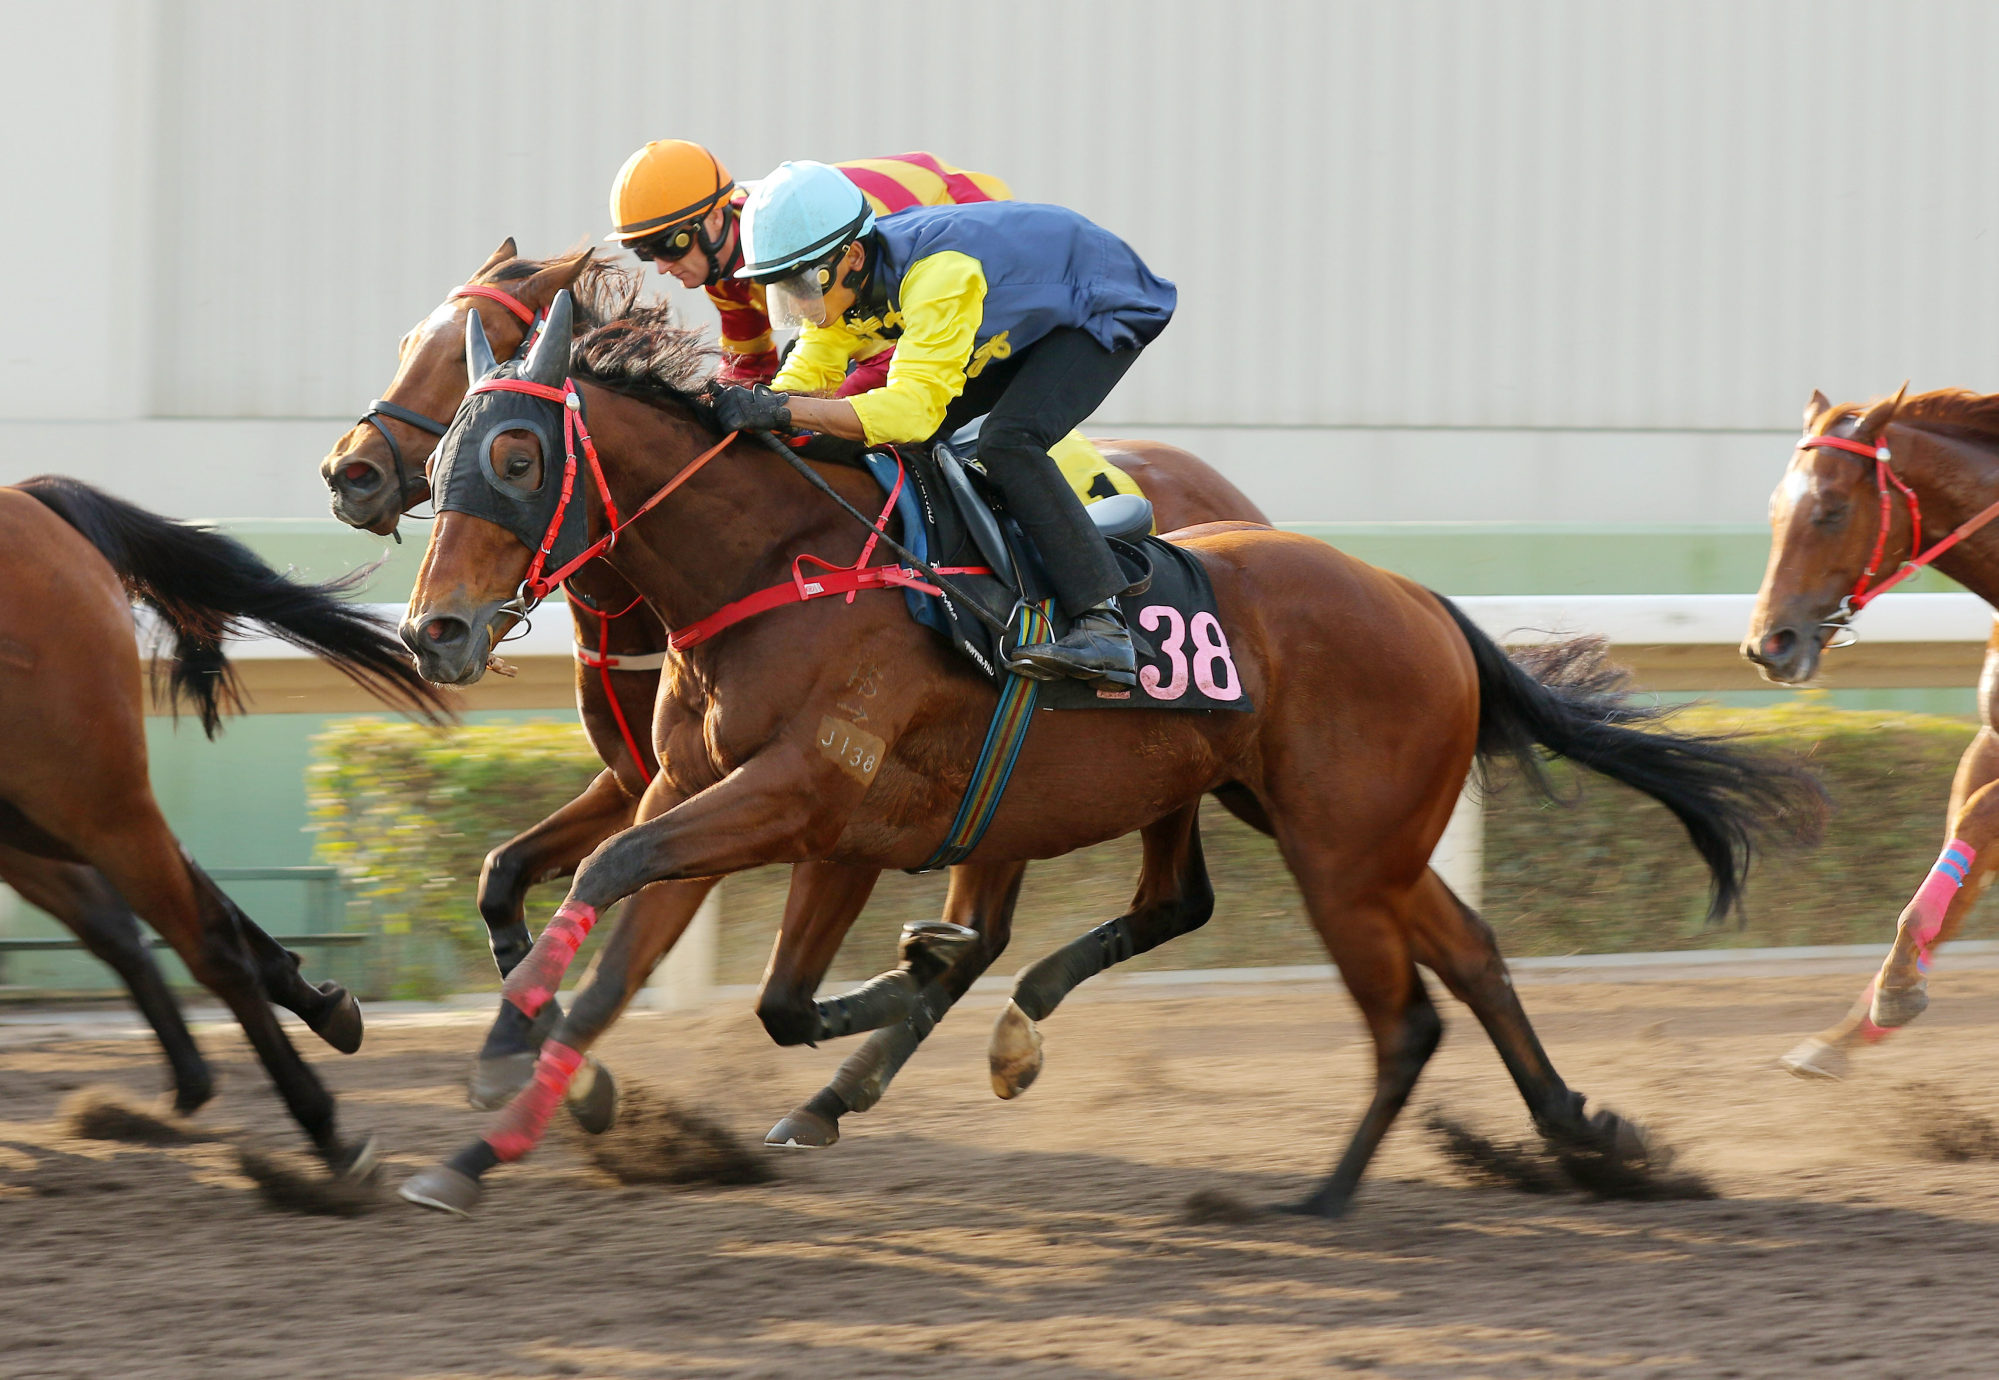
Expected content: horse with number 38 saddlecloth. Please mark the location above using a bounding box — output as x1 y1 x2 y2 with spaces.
395 289 1823 1218
316 241 1271 1144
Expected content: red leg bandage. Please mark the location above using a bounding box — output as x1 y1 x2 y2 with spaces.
485 1039 585 1162
500 901 598 1017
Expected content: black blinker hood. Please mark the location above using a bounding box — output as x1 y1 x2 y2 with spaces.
431 291 591 571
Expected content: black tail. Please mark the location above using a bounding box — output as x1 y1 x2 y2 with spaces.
1434 593 1826 921
18 476 454 736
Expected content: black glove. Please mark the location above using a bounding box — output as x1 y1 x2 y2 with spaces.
713 384 793 434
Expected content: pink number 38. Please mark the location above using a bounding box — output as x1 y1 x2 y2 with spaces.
1137 606 1242 702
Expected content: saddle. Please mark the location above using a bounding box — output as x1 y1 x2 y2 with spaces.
856 423 1252 714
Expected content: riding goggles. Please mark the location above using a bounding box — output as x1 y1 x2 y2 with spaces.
622 222 703 264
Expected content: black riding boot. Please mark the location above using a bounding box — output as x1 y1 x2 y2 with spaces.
1008 597 1137 686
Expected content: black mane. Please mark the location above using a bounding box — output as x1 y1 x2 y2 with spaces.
571 303 721 426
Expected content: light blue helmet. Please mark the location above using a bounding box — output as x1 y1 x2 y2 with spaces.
735 161 876 282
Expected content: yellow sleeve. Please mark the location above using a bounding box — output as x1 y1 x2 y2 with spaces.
846 251 986 445
771 321 862 397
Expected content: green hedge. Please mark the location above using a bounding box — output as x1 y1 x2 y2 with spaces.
309 699 1988 997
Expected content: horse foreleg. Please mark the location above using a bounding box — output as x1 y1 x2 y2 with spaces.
0 848 213 1114
1870 749 1999 1026
401 885 699 1217
766 860 1027 1149
990 804 1211 1099
471 768 640 1095
1784 728 1999 1077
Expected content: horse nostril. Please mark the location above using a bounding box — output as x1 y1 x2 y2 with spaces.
424 618 465 646
1761 629 1797 661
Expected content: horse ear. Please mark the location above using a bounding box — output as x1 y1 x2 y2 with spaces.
521 289 573 388
465 308 498 385
476 236 518 278
1802 389 1832 433
523 245 594 299
1855 382 1909 444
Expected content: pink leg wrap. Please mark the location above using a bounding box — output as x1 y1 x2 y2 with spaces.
1906 839 1976 967
1856 983 1892 1044
485 1039 585 1162
500 901 598 1016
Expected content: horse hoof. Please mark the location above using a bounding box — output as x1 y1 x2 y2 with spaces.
1780 1036 1850 1081
765 1105 841 1149
900 919 978 984
467 1052 537 1110
172 1072 216 1116
563 1057 617 1136
308 983 365 1055
399 1164 481 1217
332 1134 382 1182
988 1000 1044 1100
1871 980 1929 1029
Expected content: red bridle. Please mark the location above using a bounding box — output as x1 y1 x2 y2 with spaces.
450 284 538 327
1799 430 1999 631
466 374 736 611
354 283 543 514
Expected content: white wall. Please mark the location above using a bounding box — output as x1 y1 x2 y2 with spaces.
3 0 1994 521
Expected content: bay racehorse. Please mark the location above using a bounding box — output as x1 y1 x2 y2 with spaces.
394 293 1820 1215
318 240 1270 1138
1746 387 1999 1079
0 476 451 1174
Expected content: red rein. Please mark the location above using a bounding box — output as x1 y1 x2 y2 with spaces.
1800 432 1999 611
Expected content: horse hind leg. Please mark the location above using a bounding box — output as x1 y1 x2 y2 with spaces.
0 850 213 1114
988 802 1211 1099
183 859 365 1055
1402 868 1643 1159
767 861 1027 1149
82 808 372 1174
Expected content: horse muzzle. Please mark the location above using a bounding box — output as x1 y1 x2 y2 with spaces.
401 601 506 685
1739 622 1821 685
322 450 420 537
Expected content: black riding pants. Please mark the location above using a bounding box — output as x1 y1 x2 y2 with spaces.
934 328 1138 618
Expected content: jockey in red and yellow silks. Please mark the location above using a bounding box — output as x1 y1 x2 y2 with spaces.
606 142 1008 390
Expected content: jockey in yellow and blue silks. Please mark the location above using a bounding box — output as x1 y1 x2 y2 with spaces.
711 160 1177 687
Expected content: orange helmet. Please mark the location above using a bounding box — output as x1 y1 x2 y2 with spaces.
606 140 735 245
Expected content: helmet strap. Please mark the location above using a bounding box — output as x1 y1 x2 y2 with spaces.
844 235 885 320
699 206 741 288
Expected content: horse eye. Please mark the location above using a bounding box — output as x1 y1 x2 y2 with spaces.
506 455 532 478
1814 504 1849 528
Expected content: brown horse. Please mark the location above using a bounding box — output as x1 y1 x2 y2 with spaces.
0 477 451 1172
1746 387 1999 1079
318 240 1270 1134
393 294 1818 1215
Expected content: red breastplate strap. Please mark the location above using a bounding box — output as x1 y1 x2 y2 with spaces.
1801 433 1999 610
669 558 992 651
669 448 988 651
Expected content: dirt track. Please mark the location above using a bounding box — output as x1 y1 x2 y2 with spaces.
10 967 1999 1379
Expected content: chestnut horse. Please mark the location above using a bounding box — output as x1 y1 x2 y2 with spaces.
318 240 1270 1137
0 476 450 1173
394 293 1818 1216
1747 387 1999 1079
